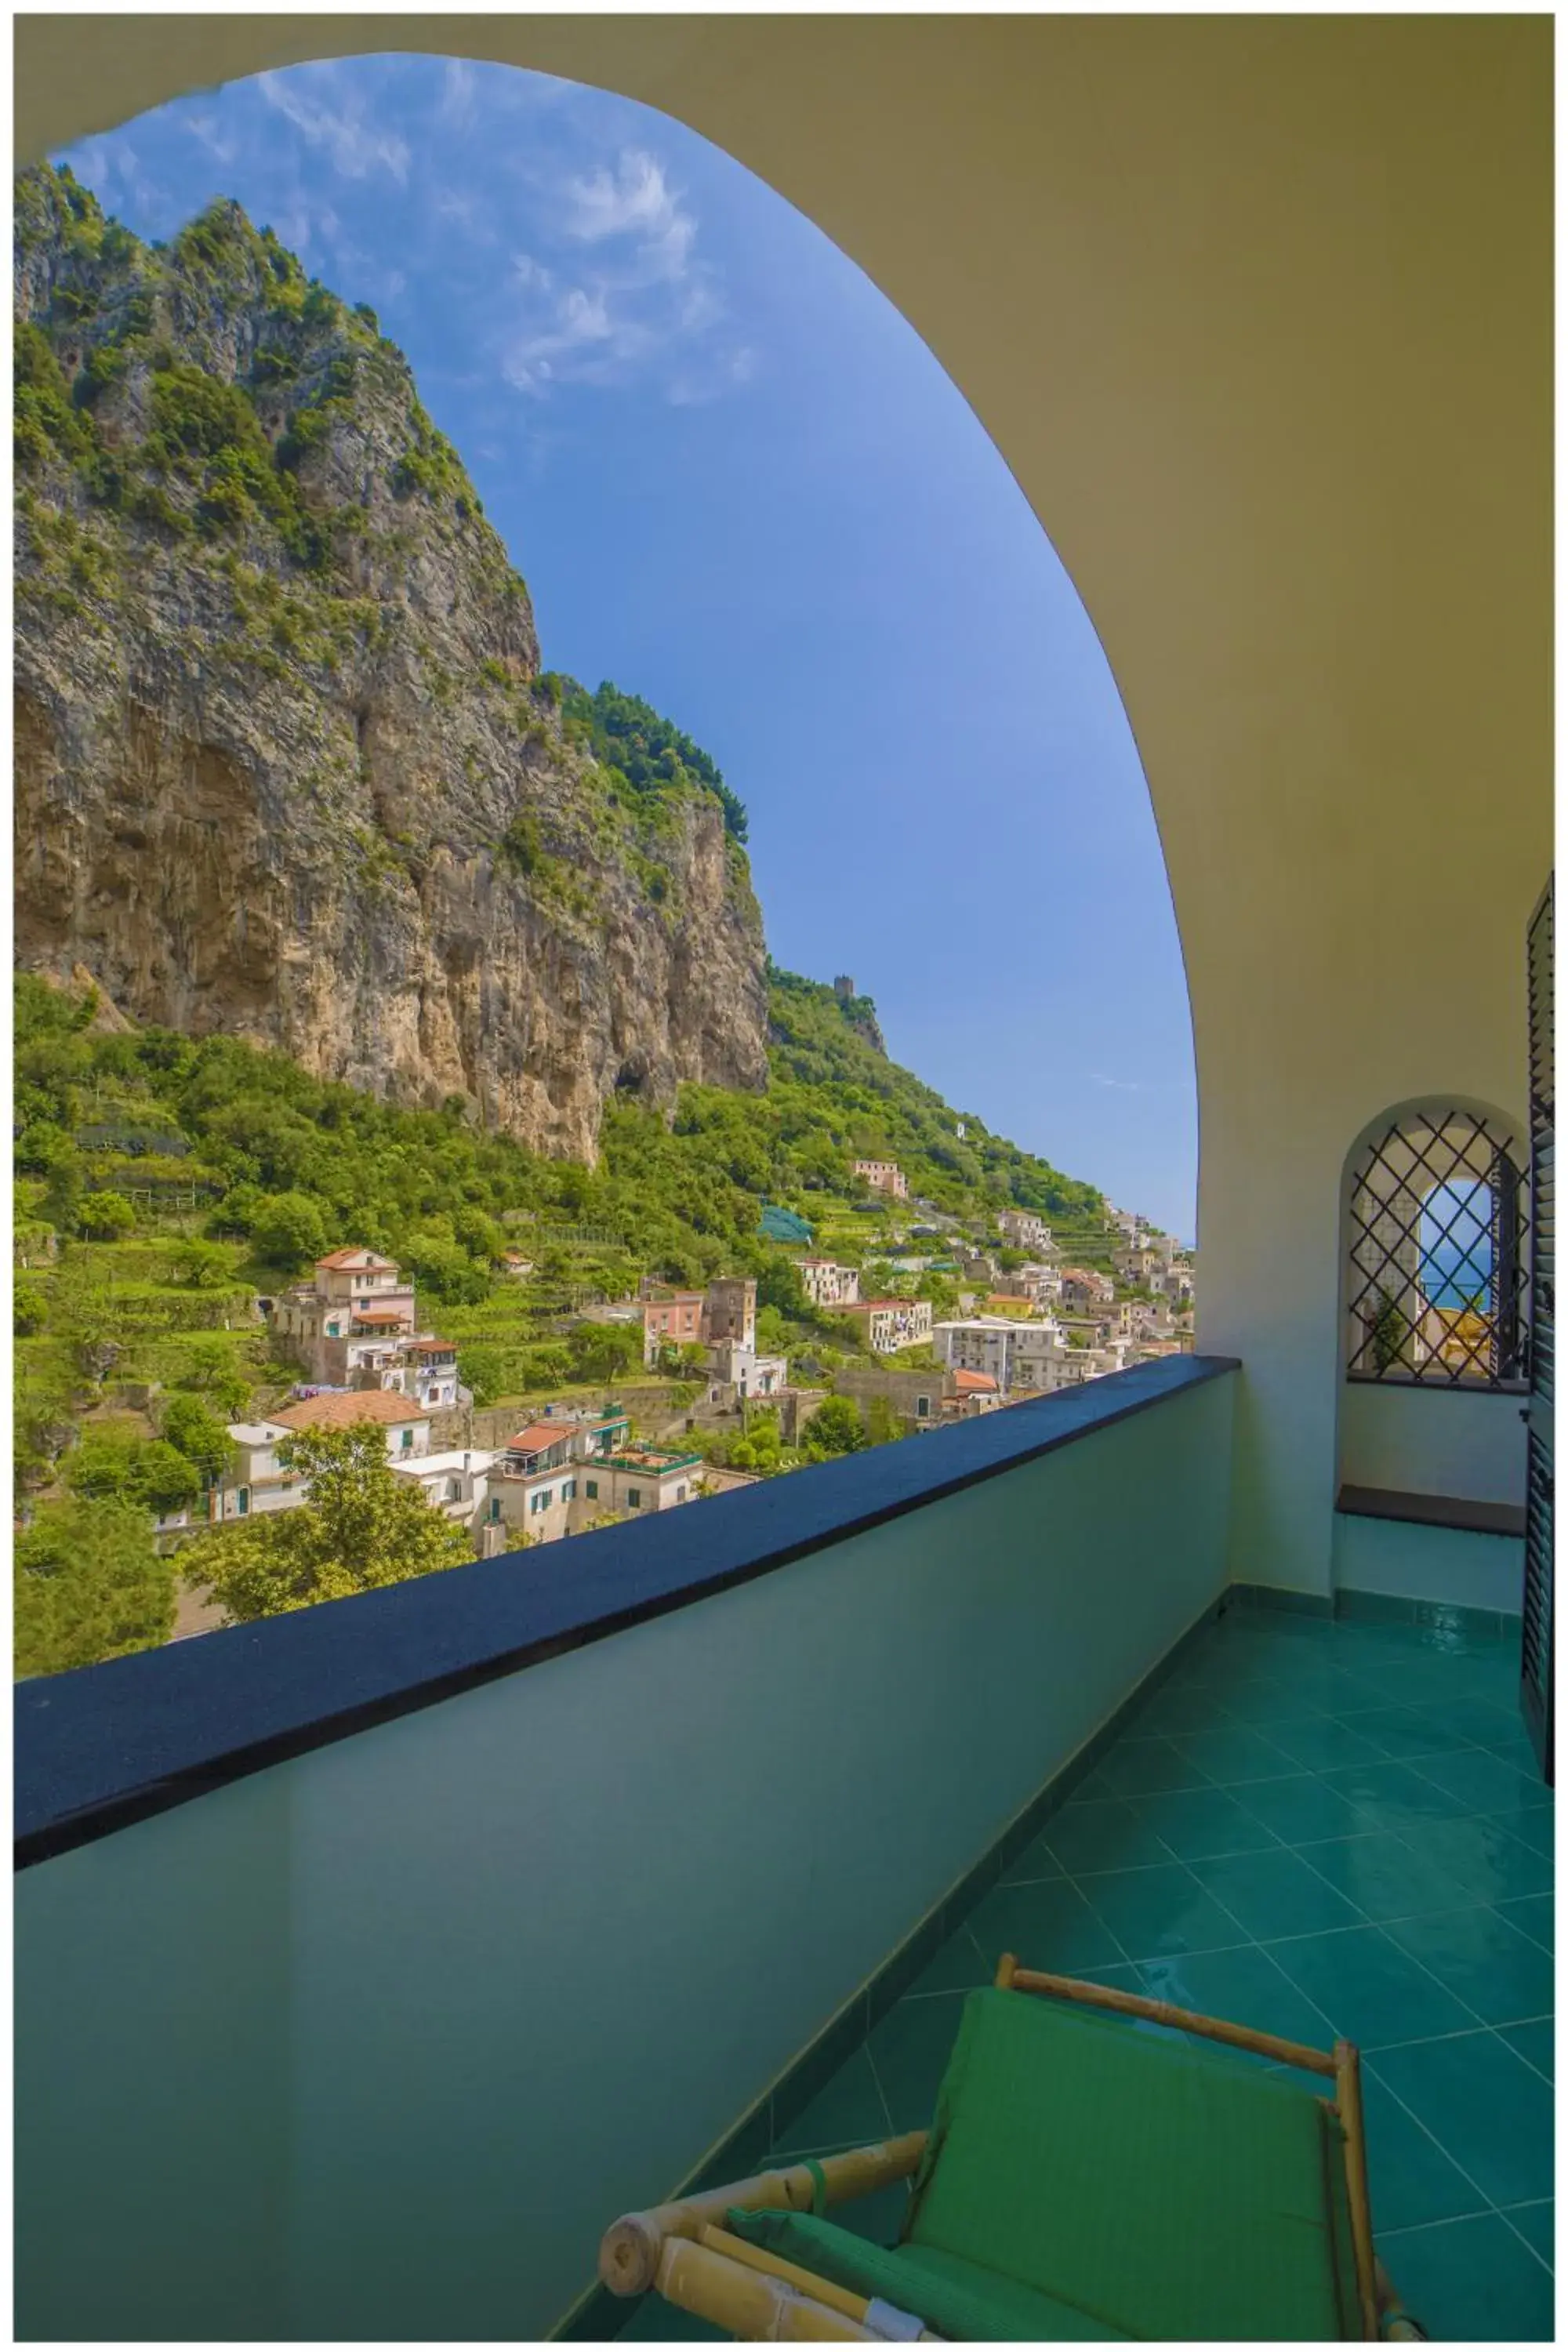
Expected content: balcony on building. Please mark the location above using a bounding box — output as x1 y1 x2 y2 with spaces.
11 13 1553 2347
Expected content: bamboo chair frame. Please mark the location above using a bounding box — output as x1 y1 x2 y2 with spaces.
598 1955 1425 2342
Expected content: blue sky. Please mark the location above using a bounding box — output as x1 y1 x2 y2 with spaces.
59 54 1198 1240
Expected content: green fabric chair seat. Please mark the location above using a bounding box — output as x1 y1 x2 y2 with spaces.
731 1987 1362 2339
724 2210 1129 2340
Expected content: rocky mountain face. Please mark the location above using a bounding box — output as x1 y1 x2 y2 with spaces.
13 165 768 1161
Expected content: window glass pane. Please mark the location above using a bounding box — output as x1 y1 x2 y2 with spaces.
1419 1178 1494 1309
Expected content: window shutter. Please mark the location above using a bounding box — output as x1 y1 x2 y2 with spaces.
1521 876 1554 1783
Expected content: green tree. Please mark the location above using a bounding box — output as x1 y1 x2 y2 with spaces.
15 1119 74 1174
15 1499 176 1679
170 1238 232 1288
569 1321 642 1385
51 1263 129 1386
63 1433 142 1501
14 1279 48 1335
1369 1286 1411 1374
160 1393 234 1483
757 1255 811 1320
250 1189 329 1269
132 1439 203 1516
181 1424 472 1622
64 1432 201 1515
402 1230 491 1305
15 1382 78 1490
456 1344 509 1408
864 1396 907 1446
521 1341 573 1389
78 1189 136 1240
801 1396 868 1459
172 1335 252 1417
756 1303 792 1354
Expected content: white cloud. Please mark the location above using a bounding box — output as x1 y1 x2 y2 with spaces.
667 343 760 407
496 141 756 407
561 149 696 282
258 70 410 184
435 187 499 246
184 113 238 165
1092 1073 1147 1092
439 60 477 129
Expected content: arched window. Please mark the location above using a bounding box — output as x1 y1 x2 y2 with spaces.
1346 1109 1527 1387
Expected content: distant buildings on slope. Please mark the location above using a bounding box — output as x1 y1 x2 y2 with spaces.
854 1157 909 1201
267 1247 460 1410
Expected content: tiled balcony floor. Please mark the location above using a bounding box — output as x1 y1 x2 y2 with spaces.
622 1604 1554 2342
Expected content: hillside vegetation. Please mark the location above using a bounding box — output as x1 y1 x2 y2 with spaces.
13 165 1112 1682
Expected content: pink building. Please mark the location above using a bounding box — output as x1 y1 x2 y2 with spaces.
853 1159 909 1201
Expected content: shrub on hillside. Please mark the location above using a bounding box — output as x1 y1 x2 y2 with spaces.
77 1189 136 1240
251 1190 329 1269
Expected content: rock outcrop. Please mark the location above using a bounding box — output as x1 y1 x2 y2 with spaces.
13 165 768 1160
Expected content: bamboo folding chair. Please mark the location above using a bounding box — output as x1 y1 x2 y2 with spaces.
601 1956 1428 2341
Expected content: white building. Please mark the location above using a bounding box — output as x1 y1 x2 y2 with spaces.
706 1339 789 1399
931 1316 1070 1396
836 1296 934 1354
996 1210 1053 1254
211 1391 433 1524
488 1410 704 1546
798 1258 861 1309
390 1447 497 1529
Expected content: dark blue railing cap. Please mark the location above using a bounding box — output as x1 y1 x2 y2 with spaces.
15 1355 1238 1867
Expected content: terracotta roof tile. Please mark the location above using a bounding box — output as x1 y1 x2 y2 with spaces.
273 1390 426 1431
505 1421 582 1453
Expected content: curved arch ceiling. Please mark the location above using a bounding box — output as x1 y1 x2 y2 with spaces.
18 16 1549 1058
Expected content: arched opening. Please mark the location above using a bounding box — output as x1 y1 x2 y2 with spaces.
13 30 1553 2352
1334 1094 1530 1616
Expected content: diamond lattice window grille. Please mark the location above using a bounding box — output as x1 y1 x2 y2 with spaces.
1346 1110 1528 1386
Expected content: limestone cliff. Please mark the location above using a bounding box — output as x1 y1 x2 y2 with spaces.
13 165 768 1160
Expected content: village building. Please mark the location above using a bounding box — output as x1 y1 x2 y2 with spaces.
852 1158 909 1201
209 1419 299 1524
706 1339 788 1400
698 1464 765 1498
703 1277 757 1348
956 1251 1000 1286
642 1276 760 1368
835 1296 934 1354
391 1448 498 1538
490 1413 703 1545
996 1210 1053 1254
1113 1243 1169 1289
641 1290 706 1363
265 1248 461 1409
1058 1267 1116 1309
946 1367 1003 1417
211 1389 434 1525
797 1258 861 1310
833 1360 1002 1433
931 1315 1072 1396
988 1262 1064 1308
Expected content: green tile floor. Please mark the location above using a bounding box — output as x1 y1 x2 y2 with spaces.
620 1605 1554 2340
